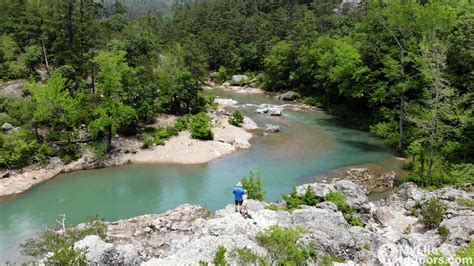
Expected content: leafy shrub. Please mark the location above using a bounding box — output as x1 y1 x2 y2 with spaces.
282 186 320 211
228 110 244 127
256 225 310 265
437 226 450 242
242 171 265 201
0 136 41 169
87 141 108 157
21 216 107 259
45 246 87 265
420 198 448 229
191 113 213 140
174 115 191 131
326 191 352 213
230 247 268 265
282 187 305 211
213 245 228 266
216 66 229 83
301 186 320 206
456 240 474 266
326 190 363 227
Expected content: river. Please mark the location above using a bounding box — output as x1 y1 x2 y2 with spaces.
0 88 403 262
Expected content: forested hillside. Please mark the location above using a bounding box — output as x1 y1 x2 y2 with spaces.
99 0 193 17
0 0 473 188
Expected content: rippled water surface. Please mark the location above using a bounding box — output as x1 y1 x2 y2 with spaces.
0 89 402 262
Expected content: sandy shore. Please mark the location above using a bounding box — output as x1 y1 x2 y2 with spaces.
0 115 254 198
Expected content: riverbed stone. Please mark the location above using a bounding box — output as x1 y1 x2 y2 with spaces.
242 116 258 130
233 137 251 150
265 124 280 132
269 109 282 116
256 108 269 114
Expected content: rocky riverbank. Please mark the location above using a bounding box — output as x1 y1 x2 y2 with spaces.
59 180 473 265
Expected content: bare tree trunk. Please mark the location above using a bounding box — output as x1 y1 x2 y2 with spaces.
399 96 404 150
41 39 50 76
107 125 113 152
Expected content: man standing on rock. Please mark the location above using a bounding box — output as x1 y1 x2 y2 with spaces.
233 182 245 214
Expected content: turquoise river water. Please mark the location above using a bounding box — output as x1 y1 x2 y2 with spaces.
0 89 402 262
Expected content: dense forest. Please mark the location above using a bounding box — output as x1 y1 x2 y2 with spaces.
0 0 473 188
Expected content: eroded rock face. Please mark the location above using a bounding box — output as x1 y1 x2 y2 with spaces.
68 181 472 265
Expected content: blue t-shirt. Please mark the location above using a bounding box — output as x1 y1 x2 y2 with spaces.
233 187 244 201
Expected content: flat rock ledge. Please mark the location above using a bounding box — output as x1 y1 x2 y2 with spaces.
64 180 472 265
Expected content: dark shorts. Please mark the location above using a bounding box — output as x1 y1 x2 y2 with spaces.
235 200 243 206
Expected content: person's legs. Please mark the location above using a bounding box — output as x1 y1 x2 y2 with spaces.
235 201 239 212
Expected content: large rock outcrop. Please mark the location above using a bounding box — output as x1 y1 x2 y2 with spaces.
70 181 472 265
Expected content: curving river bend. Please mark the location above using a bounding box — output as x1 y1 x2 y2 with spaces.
0 89 403 262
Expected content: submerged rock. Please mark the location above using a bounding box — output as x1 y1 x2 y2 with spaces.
256 108 269 114
269 109 282 116
265 124 280 133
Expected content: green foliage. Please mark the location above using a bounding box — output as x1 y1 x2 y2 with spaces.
326 190 363 227
228 110 244 127
241 171 265 201
456 198 474 207
90 50 137 150
256 225 310 265
216 66 229 83
282 186 321 211
191 113 213 140
265 203 281 211
456 240 474 266
301 186 320 206
213 245 228 266
420 198 448 229
21 215 107 259
282 187 305 211
437 226 450 242
363 243 371 251
321 253 345 266
230 247 269 266
45 246 87 265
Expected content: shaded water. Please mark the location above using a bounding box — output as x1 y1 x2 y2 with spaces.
0 89 401 262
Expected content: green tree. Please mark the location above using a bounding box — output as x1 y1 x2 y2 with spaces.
190 113 213 140
242 171 265 201
29 71 79 142
89 51 136 151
